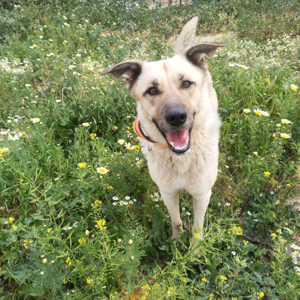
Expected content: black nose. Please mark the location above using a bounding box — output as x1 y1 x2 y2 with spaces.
165 107 187 127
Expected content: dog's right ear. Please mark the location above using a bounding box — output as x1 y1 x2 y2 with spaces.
100 60 143 89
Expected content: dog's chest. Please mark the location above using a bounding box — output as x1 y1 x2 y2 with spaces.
144 141 218 192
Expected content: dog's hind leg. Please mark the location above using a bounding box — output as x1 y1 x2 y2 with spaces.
160 190 182 240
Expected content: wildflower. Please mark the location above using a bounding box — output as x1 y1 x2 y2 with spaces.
254 109 263 116
253 152 258 156
39 36 43 39
129 200 133 204
42 258 47 264
261 111 269 117
90 133 96 139
276 124 281 127
232 225 243 235
78 162 86 169
232 251 236 255
264 171 271 177
51 260 55 263
271 233 277 239
40 271 44 275
281 119 291 124
257 291 264 298
112 196 118 201
243 108 251 113
220 275 227 282
56 99 61 103
226 203 231 207
82 122 89 127
118 239 122 242
254 219 258 222
8 217 14 222
227 246 231 249
31 118 40 123
25 84 31 88
186 212 191 215
201 278 207 282
69 65 76 70
131 256 134 260
85 230 90 236
280 133 291 139
128 239 133 245
243 240 248 246
141 285 151 291
247 211 251 215
290 84 298 91
12 225 17 230
78 238 86 245
125 196 130 200
23 239 32 248
66 257 71 266
87 277 93 284
96 219 106 230
194 233 200 239
97 167 108 174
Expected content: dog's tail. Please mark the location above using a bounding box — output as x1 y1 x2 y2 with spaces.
174 17 198 55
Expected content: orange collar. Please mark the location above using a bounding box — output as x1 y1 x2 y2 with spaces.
133 118 168 148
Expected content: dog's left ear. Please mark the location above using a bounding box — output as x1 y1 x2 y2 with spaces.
184 43 226 69
100 60 143 89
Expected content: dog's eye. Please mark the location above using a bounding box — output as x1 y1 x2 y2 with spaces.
182 80 192 89
182 81 192 88
147 87 158 95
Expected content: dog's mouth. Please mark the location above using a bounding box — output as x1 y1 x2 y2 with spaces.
165 129 191 154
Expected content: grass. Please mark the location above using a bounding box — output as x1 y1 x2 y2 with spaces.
0 0 300 299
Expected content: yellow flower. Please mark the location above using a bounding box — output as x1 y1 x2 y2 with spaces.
90 133 96 139
47 228 52 233
141 284 151 291
23 239 32 248
96 219 106 230
276 124 281 128
254 109 262 115
253 152 258 156
12 225 18 230
78 238 86 245
82 122 89 127
243 240 248 246
194 233 200 239
85 230 90 236
281 119 291 124
264 171 271 177
220 275 227 282
42 258 47 264
78 162 86 169
8 217 14 223
271 233 277 239
66 257 71 266
257 291 264 298
201 278 207 282
231 225 243 235
87 277 93 284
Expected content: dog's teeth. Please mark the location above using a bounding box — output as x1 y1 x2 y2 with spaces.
170 142 175 147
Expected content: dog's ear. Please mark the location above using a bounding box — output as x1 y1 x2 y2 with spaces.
100 60 143 89
174 17 198 55
184 43 226 69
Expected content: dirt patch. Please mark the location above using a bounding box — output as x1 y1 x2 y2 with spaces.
195 32 232 43
287 196 300 211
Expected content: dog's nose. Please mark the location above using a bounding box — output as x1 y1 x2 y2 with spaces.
165 107 187 126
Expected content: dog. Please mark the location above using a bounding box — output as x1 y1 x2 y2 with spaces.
101 17 225 246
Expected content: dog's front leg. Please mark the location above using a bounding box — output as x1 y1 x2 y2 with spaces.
160 190 182 240
191 189 212 240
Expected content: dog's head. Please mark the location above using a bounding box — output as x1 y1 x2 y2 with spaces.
101 17 225 154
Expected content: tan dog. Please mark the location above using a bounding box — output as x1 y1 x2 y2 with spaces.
101 17 225 245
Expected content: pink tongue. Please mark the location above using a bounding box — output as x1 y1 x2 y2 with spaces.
165 130 189 148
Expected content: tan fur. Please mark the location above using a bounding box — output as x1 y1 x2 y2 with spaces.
101 18 225 249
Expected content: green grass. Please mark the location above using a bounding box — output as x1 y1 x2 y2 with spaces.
0 0 300 299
